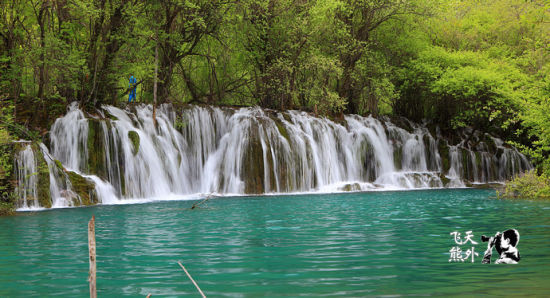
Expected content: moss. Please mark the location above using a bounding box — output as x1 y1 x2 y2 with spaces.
87 120 108 179
128 130 140 156
35 146 52 208
393 146 403 170
54 159 63 170
243 128 265 194
67 171 98 206
274 119 290 142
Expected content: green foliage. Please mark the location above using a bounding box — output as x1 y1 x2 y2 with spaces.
498 170 550 200
299 54 345 115
518 68 550 175
0 130 13 195
0 104 14 214
0 0 548 177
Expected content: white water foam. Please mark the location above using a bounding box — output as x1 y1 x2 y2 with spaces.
13 103 532 209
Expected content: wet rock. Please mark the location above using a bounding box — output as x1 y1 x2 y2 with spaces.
127 131 140 156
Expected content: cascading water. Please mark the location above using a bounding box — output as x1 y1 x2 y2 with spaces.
14 103 533 209
39 144 76 208
14 143 39 208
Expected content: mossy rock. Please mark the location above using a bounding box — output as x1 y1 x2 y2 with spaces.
422 134 437 171
242 127 265 194
54 159 63 170
393 146 403 170
128 131 140 156
439 174 451 187
86 120 109 179
340 183 361 192
461 149 471 181
264 142 278 192
107 114 119 121
281 112 292 123
274 118 290 142
67 171 98 206
475 152 482 181
359 139 376 182
36 146 52 208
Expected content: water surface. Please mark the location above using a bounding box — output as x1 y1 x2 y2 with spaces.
1 189 549 296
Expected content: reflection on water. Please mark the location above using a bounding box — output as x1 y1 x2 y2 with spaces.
1 189 550 296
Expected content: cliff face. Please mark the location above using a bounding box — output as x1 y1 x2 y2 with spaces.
12 103 531 209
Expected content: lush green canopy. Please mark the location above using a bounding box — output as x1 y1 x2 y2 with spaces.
1 0 549 175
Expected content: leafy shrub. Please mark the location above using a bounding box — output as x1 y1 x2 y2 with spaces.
499 170 550 200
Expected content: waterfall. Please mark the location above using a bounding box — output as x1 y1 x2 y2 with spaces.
50 102 89 171
14 144 39 209
15 103 533 209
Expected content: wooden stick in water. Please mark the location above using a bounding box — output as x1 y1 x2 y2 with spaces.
177 261 206 298
88 215 97 298
191 193 213 210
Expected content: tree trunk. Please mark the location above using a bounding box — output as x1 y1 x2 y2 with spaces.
339 66 357 114
84 0 106 104
37 3 48 100
338 49 363 115
180 65 200 102
366 80 378 116
157 45 178 103
96 3 127 106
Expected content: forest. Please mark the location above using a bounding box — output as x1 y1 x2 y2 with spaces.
1 0 549 202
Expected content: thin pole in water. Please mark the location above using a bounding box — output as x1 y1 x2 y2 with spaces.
88 215 97 298
177 261 206 298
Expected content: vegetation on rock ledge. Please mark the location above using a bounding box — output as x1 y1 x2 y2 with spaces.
498 170 550 200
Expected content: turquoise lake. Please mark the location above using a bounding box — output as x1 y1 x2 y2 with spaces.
1 189 550 297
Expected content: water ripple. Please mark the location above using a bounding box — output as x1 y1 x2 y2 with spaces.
1 189 550 296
